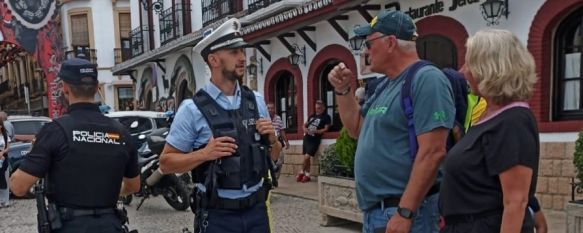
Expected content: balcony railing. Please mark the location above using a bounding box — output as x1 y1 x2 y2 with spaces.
130 25 150 57
160 4 191 45
247 0 282 14
114 48 131 64
202 0 239 26
65 49 97 64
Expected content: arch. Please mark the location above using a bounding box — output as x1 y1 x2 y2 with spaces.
139 67 153 110
527 0 583 132
307 44 357 138
415 15 468 69
264 57 304 140
170 55 196 103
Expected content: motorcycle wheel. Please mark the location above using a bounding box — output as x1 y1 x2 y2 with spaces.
121 195 133 205
161 175 190 211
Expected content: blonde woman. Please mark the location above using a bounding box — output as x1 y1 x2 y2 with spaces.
439 29 539 233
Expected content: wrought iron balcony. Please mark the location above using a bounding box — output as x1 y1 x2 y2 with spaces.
130 25 150 57
114 48 131 64
65 48 97 64
160 4 192 45
247 0 282 14
202 0 240 26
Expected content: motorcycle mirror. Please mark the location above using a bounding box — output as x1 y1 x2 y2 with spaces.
138 134 146 140
130 121 139 129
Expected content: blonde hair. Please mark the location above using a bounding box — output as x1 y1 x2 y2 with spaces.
465 29 537 105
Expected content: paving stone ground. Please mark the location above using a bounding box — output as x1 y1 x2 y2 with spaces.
0 194 360 233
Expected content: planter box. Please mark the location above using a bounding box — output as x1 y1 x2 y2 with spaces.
567 201 583 233
318 176 363 226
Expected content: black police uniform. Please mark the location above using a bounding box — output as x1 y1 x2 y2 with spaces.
18 59 139 233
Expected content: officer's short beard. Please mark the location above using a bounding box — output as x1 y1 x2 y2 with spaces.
222 68 243 84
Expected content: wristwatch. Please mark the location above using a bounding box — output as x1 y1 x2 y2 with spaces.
397 207 415 219
334 87 351 96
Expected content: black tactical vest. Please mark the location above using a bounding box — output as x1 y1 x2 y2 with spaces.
191 86 270 190
50 115 131 208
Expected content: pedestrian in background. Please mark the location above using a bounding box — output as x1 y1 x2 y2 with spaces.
439 29 539 233
297 100 330 183
0 111 14 142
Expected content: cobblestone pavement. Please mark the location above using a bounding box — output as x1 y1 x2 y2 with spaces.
0 194 360 233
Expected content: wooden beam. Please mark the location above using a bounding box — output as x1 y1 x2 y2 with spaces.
256 45 271 62
297 29 316 51
327 18 348 41
277 34 297 54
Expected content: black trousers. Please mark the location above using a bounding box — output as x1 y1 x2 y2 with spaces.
201 202 269 233
53 214 123 233
443 212 534 233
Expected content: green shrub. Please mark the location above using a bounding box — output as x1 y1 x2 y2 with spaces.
574 131 583 187
335 128 357 176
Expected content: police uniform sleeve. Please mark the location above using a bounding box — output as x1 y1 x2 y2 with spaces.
482 110 539 176
412 67 456 135
123 131 140 178
166 100 200 152
18 122 66 178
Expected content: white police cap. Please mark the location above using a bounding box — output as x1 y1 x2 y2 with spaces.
193 18 250 60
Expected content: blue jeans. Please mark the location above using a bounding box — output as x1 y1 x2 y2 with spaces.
362 194 440 233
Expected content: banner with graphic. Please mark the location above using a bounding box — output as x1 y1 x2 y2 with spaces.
0 0 63 118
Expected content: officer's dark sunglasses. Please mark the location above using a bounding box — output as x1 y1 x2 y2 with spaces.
364 35 390 49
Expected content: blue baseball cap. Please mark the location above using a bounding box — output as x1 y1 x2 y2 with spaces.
58 58 98 85
354 10 418 41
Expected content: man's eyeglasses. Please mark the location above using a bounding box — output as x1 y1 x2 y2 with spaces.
364 35 390 49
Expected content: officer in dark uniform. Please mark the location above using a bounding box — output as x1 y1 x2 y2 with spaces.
10 58 141 233
160 18 280 233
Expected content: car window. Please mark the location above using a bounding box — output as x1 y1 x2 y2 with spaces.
113 117 153 134
11 120 48 135
154 118 169 129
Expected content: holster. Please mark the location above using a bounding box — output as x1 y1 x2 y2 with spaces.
47 203 62 230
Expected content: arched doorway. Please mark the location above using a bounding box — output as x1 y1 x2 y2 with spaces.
273 70 298 133
417 35 457 69
171 55 195 104
318 60 342 132
145 90 153 111
415 15 468 69
177 79 193 106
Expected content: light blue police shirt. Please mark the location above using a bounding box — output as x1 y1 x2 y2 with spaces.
166 82 270 199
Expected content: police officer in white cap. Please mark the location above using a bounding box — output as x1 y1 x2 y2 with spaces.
160 18 280 233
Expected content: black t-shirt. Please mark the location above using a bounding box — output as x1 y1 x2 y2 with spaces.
440 107 539 217
304 113 331 140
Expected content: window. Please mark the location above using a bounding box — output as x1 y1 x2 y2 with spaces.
117 87 134 111
274 71 297 133
417 35 457 69
71 14 90 48
119 13 131 61
554 8 583 120
319 61 342 132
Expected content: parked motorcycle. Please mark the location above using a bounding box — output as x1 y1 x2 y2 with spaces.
121 125 190 211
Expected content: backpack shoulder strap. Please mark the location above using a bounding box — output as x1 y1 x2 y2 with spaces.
400 60 433 161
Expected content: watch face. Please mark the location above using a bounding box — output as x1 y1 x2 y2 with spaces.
398 207 414 219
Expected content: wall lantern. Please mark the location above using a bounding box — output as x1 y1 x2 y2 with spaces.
480 0 509 26
288 44 306 66
140 0 164 14
348 36 366 53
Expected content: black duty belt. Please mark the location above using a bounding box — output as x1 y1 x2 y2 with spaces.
213 187 267 210
444 209 503 224
59 207 116 218
373 182 441 210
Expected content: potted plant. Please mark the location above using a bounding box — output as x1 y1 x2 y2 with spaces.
567 130 583 233
318 128 362 225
